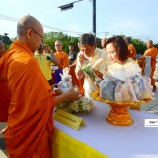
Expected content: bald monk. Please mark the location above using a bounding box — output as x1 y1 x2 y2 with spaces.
0 15 80 158
0 40 6 58
141 40 158 92
54 40 69 83
54 40 69 69
124 37 136 59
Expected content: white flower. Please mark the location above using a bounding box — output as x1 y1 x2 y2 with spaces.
56 97 94 113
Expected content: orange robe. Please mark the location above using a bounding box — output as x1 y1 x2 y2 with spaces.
128 44 136 59
0 40 56 158
69 60 84 96
143 47 158 86
54 51 69 69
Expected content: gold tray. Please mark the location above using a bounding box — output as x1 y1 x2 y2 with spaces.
91 91 151 126
91 91 150 105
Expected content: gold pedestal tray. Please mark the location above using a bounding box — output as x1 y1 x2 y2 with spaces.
91 91 149 126
106 102 133 126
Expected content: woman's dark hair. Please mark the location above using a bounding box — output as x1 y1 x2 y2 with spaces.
105 36 128 62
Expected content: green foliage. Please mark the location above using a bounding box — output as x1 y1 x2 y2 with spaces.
154 43 158 49
43 32 79 54
1 34 12 45
132 38 146 55
1 32 158 56
0 34 13 50
124 36 146 55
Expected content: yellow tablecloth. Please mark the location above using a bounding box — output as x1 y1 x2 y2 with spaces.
52 128 109 158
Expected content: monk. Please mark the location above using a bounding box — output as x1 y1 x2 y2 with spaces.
0 40 6 58
124 37 136 60
0 15 80 158
54 40 69 69
53 40 69 84
141 40 158 92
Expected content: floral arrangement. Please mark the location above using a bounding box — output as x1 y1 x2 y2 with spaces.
80 62 95 81
56 97 94 114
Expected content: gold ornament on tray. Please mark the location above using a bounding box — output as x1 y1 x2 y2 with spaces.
91 91 151 126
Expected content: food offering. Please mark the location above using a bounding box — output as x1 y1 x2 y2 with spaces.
91 91 151 126
91 62 154 126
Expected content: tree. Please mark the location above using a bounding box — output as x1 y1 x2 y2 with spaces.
44 32 79 53
132 38 146 55
0 33 13 50
1 33 12 45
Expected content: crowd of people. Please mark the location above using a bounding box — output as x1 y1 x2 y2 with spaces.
0 15 158 157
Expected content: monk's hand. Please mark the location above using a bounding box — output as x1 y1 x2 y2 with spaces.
65 86 80 102
52 84 63 95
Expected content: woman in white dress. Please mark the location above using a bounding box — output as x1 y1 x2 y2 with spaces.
94 36 153 102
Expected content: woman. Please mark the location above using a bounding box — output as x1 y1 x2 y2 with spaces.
94 36 153 103
94 36 140 80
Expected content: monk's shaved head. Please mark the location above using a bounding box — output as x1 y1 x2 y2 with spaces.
147 40 153 45
16 15 43 52
146 40 153 49
55 40 62 45
55 40 63 51
17 15 42 37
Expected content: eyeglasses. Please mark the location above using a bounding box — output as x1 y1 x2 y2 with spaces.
55 45 61 46
20 25 43 43
31 28 44 42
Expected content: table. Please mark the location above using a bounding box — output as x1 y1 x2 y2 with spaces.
53 101 158 158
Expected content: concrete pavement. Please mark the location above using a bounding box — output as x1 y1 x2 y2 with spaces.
141 68 158 114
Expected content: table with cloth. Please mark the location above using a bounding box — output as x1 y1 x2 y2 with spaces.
53 100 158 158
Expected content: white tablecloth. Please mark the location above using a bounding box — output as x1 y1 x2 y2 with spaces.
54 101 158 158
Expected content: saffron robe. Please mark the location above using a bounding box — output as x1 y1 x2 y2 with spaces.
54 51 69 83
127 44 136 59
69 60 84 96
54 51 69 69
143 47 158 86
0 40 56 158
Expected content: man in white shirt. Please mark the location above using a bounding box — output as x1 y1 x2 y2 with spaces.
75 33 109 98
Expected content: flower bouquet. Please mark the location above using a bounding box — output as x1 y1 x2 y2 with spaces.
56 97 94 114
80 62 95 81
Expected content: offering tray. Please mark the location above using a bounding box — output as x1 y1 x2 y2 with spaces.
91 91 150 126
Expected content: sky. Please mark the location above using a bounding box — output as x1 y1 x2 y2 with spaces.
0 0 158 43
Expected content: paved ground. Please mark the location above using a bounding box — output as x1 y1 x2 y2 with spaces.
141 68 158 114
1 68 158 157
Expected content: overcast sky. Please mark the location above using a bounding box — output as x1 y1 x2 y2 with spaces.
0 0 158 43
